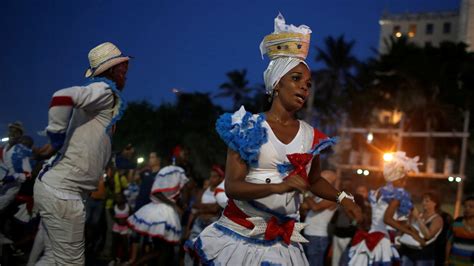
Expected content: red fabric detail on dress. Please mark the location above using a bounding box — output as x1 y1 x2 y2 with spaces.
223 199 255 229
351 230 386 251
264 216 295 245
312 128 328 148
15 194 34 213
214 188 225 196
49 96 74 108
151 184 181 194
284 153 313 183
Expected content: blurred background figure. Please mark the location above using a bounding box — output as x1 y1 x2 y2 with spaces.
446 196 474 266
302 170 338 266
399 192 444 266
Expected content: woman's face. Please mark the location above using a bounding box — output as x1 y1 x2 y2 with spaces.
392 176 407 188
209 170 223 188
464 200 474 218
274 63 312 111
422 196 436 212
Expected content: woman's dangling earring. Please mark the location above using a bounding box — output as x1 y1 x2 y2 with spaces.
274 90 279 97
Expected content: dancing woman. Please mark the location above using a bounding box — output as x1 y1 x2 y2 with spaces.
349 151 423 266
191 14 361 265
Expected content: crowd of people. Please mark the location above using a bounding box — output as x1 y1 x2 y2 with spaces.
1 13 474 266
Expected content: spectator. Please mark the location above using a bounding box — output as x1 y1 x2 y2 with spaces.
302 170 338 266
399 192 444 266
446 195 474 266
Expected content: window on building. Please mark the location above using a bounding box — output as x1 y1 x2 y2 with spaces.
426 23 434 35
443 22 451 34
408 24 417 38
393 25 401 37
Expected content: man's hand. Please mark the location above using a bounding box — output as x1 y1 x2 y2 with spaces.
33 143 57 160
341 198 363 224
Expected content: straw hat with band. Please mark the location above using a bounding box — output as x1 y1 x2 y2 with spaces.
85 42 131 78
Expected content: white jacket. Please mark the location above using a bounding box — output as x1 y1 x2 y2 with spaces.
38 79 124 198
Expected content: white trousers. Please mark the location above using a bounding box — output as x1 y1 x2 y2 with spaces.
34 181 86 266
332 236 351 266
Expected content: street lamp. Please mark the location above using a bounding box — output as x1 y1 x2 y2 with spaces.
367 132 374 144
383 153 394 162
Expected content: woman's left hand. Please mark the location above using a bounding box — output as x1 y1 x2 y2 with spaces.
341 198 363 224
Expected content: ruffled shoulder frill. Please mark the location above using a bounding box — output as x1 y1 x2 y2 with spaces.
380 183 413 216
215 106 267 167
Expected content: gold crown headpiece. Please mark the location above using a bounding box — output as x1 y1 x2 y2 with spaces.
260 13 312 60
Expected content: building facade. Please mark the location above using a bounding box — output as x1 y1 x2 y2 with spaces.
379 0 474 53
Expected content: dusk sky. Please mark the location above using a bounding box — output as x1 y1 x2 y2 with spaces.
1 0 459 143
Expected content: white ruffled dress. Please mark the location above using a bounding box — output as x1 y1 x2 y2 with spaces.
191 106 334 266
127 165 188 243
348 183 413 266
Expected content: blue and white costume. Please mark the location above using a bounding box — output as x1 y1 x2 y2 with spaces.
128 165 189 243
348 183 413 266
0 143 33 211
348 151 420 266
190 106 335 266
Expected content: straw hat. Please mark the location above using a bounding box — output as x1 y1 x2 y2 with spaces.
8 121 24 134
84 42 130 78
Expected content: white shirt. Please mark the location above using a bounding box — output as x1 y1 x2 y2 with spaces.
304 196 336 236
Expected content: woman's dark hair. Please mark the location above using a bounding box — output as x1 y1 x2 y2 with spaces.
463 195 474 204
423 192 441 212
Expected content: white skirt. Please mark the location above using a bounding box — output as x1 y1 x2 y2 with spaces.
127 202 182 243
192 222 309 266
348 236 399 266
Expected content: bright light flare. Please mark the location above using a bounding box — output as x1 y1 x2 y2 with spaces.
356 169 363 175
367 132 374 144
455 177 462 183
363 170 370 176
383 153 394 162
137 157 145 164
395 32 402 38
448 176 454 182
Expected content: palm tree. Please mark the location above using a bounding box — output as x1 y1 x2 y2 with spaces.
215 69 251 110
310 35 360 132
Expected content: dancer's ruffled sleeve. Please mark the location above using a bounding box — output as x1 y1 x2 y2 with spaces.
380 184 413 216
215 106 267 167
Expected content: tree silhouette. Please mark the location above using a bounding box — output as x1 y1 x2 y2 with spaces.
215 69 252 110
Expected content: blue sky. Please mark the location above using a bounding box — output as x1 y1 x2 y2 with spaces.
0 0 458 142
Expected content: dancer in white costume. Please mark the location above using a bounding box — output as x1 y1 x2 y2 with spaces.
128 165 188 243
348 151 424 266
191 14 362 266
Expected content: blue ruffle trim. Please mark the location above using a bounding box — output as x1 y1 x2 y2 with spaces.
309 137 339 155
277 136 338 176
380 183 413 216
194 237 215 266
247 200 295 222
261 261 283 266
215 111 267 167
11 144 32 174
84 77 126 133
128 214 181 235
157 169 185 177
213 223 282 246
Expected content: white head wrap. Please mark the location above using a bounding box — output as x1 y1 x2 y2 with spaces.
383 151 420 182
260 13 312 95
263 57 308 95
